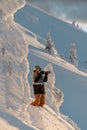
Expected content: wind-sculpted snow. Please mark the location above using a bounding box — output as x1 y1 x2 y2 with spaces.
0 0 25 20
0 0 30 110
44 64 64 112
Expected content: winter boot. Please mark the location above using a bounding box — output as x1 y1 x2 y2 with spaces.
39 94 45 107
31 94 41 106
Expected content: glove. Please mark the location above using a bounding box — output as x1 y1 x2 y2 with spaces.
45 71 50 74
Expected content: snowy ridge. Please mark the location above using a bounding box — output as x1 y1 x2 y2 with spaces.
27 2 87 34
18 23 87 77
15 22 46 43
17 102 80 130
27 2 72 27
30 49 87 77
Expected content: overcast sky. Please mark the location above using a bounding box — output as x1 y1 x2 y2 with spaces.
28 0 87 28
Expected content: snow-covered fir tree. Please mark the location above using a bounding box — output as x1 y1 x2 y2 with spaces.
69 43 78 67
45 32 59 56
45 32 54 53
72 21 75 26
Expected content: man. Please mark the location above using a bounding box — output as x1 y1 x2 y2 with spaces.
31 65 50 107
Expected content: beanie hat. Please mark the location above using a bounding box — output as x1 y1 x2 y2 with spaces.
34 65 41 71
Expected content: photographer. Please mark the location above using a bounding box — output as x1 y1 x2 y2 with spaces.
31 65 50 107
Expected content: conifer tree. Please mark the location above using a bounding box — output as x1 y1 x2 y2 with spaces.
69 43 78 67
45 32 55 54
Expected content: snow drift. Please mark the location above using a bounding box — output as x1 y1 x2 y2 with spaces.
0 0 30 110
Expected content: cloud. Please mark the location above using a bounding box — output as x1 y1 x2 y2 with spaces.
28 0 87 26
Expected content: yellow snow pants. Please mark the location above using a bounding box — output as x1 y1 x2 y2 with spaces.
31 94 45 107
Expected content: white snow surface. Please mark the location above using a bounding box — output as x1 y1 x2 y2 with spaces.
30 49 87 77
0 0 82 130
0 118 19 130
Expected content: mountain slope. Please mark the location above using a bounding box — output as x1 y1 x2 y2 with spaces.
15 2 87 69
15 2 87 130
0 0 81 130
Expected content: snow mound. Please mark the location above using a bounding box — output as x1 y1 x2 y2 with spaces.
17 101 80 130
44 64 64 112
0 0 30 110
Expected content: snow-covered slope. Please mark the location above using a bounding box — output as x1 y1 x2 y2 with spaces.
30 49 87 77
0 0 86 130
15 2 87 70
15 2 87 130
0 111 36 130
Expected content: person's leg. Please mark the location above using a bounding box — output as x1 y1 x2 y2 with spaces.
31 94 40 106
39 94 45 107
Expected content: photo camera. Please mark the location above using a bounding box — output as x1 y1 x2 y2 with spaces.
40 70 50 75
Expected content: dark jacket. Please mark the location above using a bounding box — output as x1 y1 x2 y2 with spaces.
32 71 48 94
